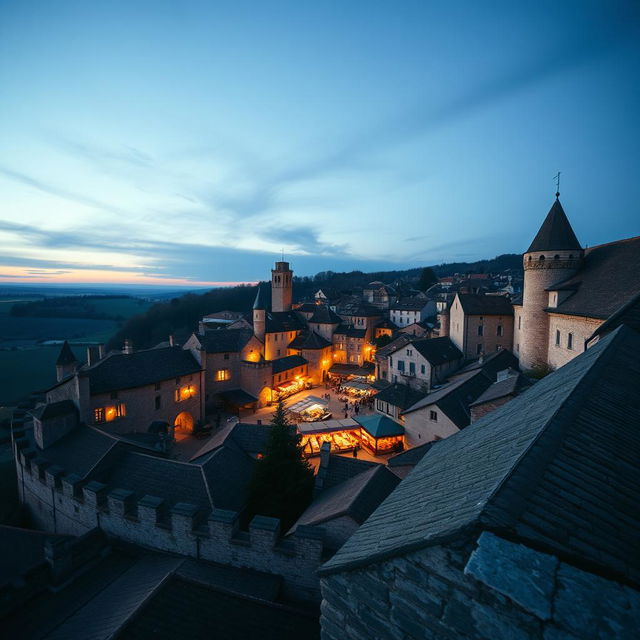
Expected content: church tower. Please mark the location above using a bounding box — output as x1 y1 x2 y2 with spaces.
253 285 266 343
271 261 293 312
518 197 583 370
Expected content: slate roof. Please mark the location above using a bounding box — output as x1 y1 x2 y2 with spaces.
386 442 434 468
350 305 382 317
328 362 375 376
469 371 530 406
333 324 366 338
320 455 381 490
308 305 342 324
588 290 640 343
546 236 640 319
252 285 267 310
288 331 332 350
195 328 254 354
374 383 426 410
321 326 640 585
55 340 78 366
271 354 307 374
219 389 258 406
390 299 425 311
375 334 414 359
355 414 404 438
403 369 494 428
86 347 201 395
410 337 463 366
456 293 514 316
190 422 270 462
289 466 400 535
265 311 305 333
30 399 77 421
452 349 520 380
296 302 319 314
527 198 582 252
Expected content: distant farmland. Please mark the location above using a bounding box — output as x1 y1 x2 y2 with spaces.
0 295 152 405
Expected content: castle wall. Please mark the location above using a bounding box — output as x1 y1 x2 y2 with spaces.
546 313 602 370
14 436 324 602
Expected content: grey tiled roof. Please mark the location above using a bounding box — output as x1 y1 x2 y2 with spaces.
386 442 434 468
195 328 254 353
271 354 307 374
588 290 640 343
289 465 399 534
321 326 640 581
374 383 426 410
86 347 201 394
30 399 77 421
56 340 78 365
288 331 332 350
265 311 305 333
456 293 514 316
322 455 380 490
411 337 463 366
469 371 530 406
333 324 366 338
527 198 581 252
547 236 640 319
452 349 519 379
308 305 342 324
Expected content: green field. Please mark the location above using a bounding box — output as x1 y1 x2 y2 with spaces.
0 296 152 405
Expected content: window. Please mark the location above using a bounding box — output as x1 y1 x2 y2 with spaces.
539 255 545 261
555 330 561 346
215 369 230 382
567 333 573 350
406 349 413 356
516 343 519 352
518 316 521 330
397 360 405 372
476 344 482 355
94 407 105 423
155 382 161 391
95 403 126 424
155 396 161 410
175 385 196 401
429 410 438 422
223 353 230 360
477 325 483 336
409 362 415 375
497 325 503 337
420 364 426 375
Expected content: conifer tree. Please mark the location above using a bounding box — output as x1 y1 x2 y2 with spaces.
246 399 314 530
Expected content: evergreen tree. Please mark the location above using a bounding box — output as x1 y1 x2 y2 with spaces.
417 267 438 291
246 399 314 530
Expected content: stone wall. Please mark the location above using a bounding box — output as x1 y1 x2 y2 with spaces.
546 313 602 370
13 434 324 602
319 531 640 639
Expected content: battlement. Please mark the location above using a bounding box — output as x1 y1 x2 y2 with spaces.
12 432 324 601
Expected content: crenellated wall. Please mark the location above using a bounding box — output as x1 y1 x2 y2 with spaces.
13 433 325 602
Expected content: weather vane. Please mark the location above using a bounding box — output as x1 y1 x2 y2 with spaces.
553 171 561 198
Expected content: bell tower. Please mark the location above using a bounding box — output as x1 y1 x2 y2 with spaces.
271 261 293 312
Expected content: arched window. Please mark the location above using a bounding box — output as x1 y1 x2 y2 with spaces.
554 254 560 260
528 256 532 262
539 255 545 261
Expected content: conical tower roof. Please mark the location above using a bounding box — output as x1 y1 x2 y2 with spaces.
527 198 581 253
252 285 266 310
56 340 78 366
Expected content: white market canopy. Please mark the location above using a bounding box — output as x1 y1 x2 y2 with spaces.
297 418 360 435
288 395 329 414
341 380 373 391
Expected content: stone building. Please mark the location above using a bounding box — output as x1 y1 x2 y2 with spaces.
448 293 514 359
390 299 435 328
514 196 640 371
319 324 640 639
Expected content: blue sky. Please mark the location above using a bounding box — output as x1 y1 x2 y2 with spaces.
1 0 639 285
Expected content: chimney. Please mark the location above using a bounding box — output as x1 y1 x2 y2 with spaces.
123 339 133 354
314 442 332 495
169 335 175 347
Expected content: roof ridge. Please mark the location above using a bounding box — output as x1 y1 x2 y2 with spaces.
585 234 640 252
479 327 626 529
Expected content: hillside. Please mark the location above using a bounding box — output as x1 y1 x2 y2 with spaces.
107 254 521 351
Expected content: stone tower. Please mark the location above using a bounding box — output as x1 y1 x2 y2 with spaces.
253 285 266 343
519 197 583 370
55 340 79 382
271 261 293 312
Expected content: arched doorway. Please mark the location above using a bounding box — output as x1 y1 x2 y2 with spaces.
174 411 194 433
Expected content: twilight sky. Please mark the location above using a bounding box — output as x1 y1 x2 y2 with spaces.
1 1 639 286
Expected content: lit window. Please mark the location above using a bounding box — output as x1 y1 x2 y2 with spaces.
215 369 230 382
175 385 197 402
94 408 105 423
103 403 126 422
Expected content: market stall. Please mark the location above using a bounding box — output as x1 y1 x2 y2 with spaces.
340 380 375 398
298 418 360 457
355 414 404 455
273 378 306 401
288 396 331 422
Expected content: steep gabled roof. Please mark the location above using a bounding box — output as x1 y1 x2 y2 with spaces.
588 290 640 344
264 311 305 333
527 198 582 253
252 285 266 310
195 328 254 354
30 399 77 421
56 341 79 366
333 324 366 338
288 331 332 350
321 326 640 584
374 383 426 411
456 293 514 316
271 354 307 374
308 306 342 325
411 337 463 366
86 347 201 395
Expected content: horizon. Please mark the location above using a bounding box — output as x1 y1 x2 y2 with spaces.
1 1 639 286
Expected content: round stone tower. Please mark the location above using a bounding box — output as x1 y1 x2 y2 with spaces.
252 285 266 343
519 197 583 370
271 261 293 312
